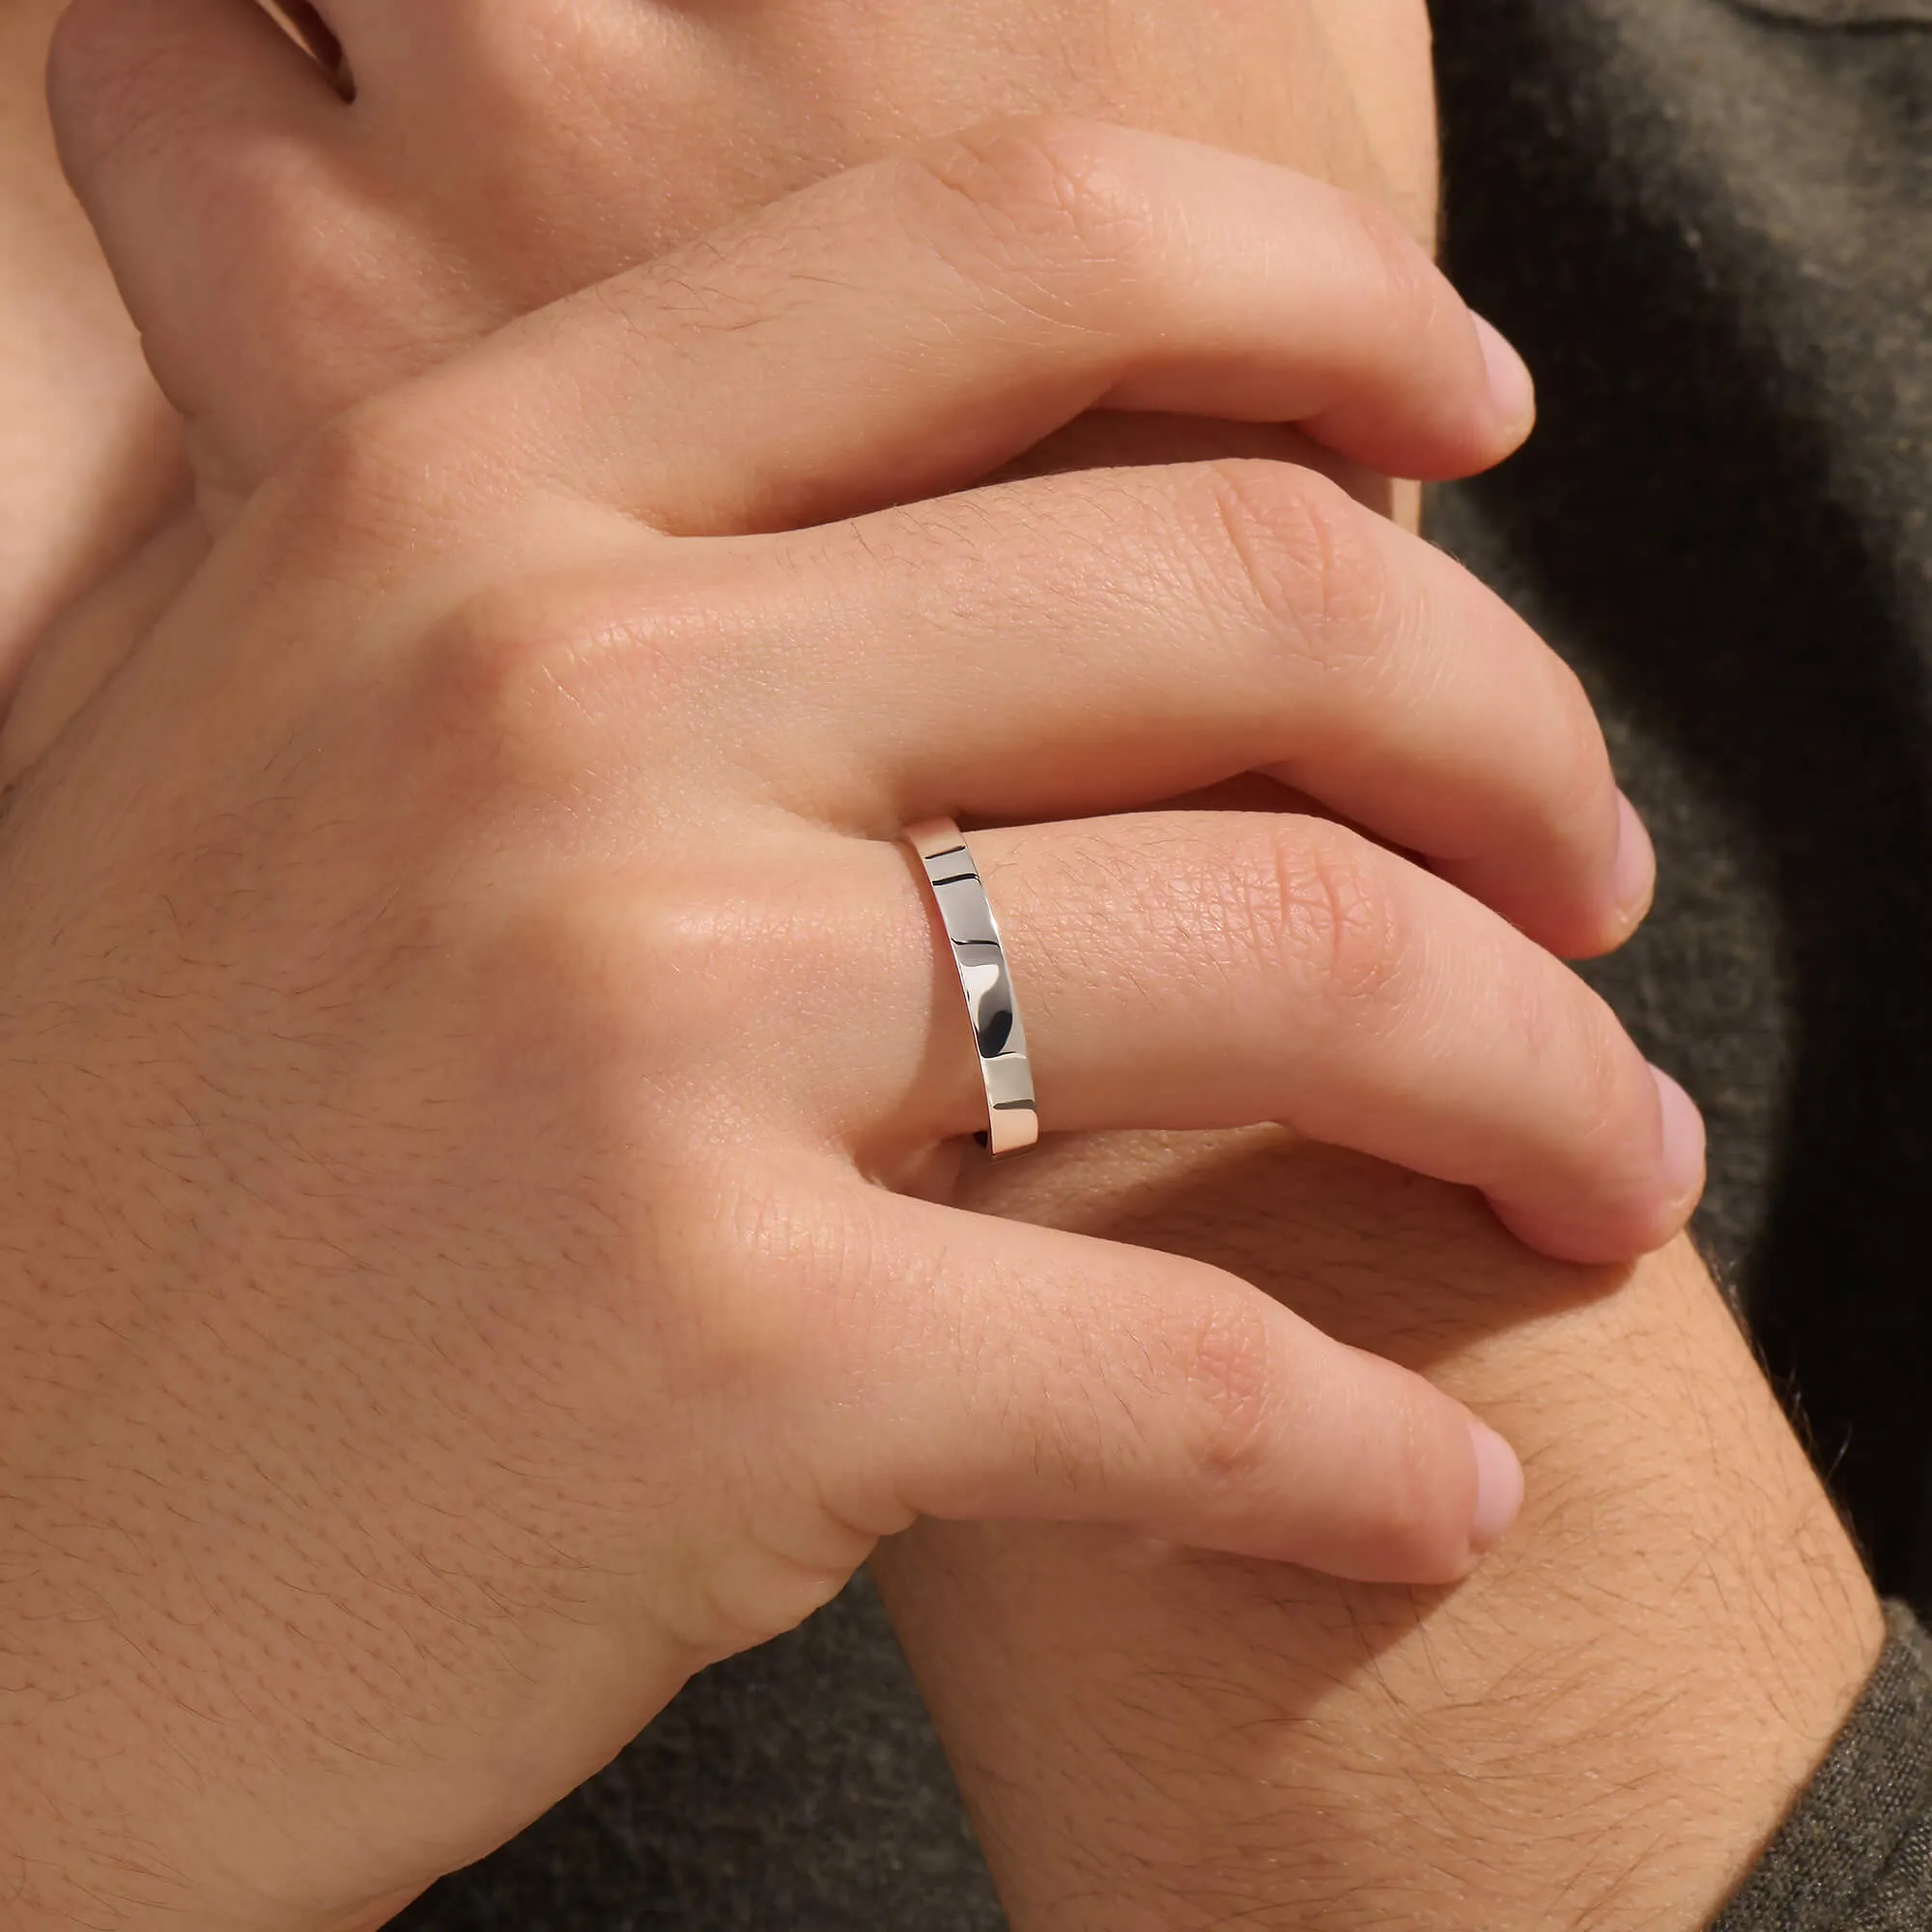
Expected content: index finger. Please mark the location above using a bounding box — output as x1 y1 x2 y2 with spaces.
405 116 1534 538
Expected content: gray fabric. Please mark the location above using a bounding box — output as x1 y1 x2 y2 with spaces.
395 1 1931 1924
1432 0 1932 1596
1715 1605 1932 1930
1730 2 1932 24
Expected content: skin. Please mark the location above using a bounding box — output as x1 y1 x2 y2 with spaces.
0 99 1728 1927
25 1 1705 1261
881 1141 1882 1929
0 0 1446 767
0 0 184 695
3 1 1885 1926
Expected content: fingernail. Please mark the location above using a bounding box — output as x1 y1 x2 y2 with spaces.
1472 313 1537 440
1651 1065 1708 1209
1613 791 1658 925
1467 1419 1525 1554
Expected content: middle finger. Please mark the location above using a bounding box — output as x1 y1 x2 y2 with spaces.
391 117 1533 540
582 460 1644 961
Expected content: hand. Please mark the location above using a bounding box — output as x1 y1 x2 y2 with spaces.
0 124 1693 1929
44 0 1435 514
4 0 1438 770
32 5 1695 1236
879 1145 1883 1932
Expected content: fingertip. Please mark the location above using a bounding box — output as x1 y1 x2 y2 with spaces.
1562 790 1657 961
1472 312 1537 453
1490 1060 1707 1267
1597 1064 1707 1259
1465 1418 1525 1555
1336 310 1537 483
1651 1064 1708 1215
1321 1383 1515 1577
1613 792 1658 931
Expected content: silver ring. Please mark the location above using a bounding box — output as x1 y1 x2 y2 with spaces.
906 819 1040 1158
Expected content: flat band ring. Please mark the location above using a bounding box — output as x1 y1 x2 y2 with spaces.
906 819 1040 1158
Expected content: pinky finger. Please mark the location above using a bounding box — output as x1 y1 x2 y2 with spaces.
817 1190 1524 1586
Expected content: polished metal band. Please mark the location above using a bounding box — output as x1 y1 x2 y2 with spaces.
906 819 1040 1158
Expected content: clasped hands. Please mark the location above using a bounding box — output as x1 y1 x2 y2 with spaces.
1 34 1702 1929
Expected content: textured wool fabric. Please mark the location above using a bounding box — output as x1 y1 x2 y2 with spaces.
1433 0 1932 1602
394 2 1930 1923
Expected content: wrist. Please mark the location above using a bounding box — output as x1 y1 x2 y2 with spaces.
877 1133 1883 1931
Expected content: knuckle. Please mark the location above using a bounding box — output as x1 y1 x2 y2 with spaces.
268 395 469 566
1372 1401 1463 1570
1501 955 1577 1089
394 577 615 808
1167 1292 1281 1486
1499 962 1644 1165
1571 995 1652 1160
1349 189 1459 346
895 116 1160 321
1535 664 1622 834
1193 462 1393 672
1238 819 1408 1009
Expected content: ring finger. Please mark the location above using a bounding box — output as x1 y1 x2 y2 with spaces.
767 812 1702 1266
